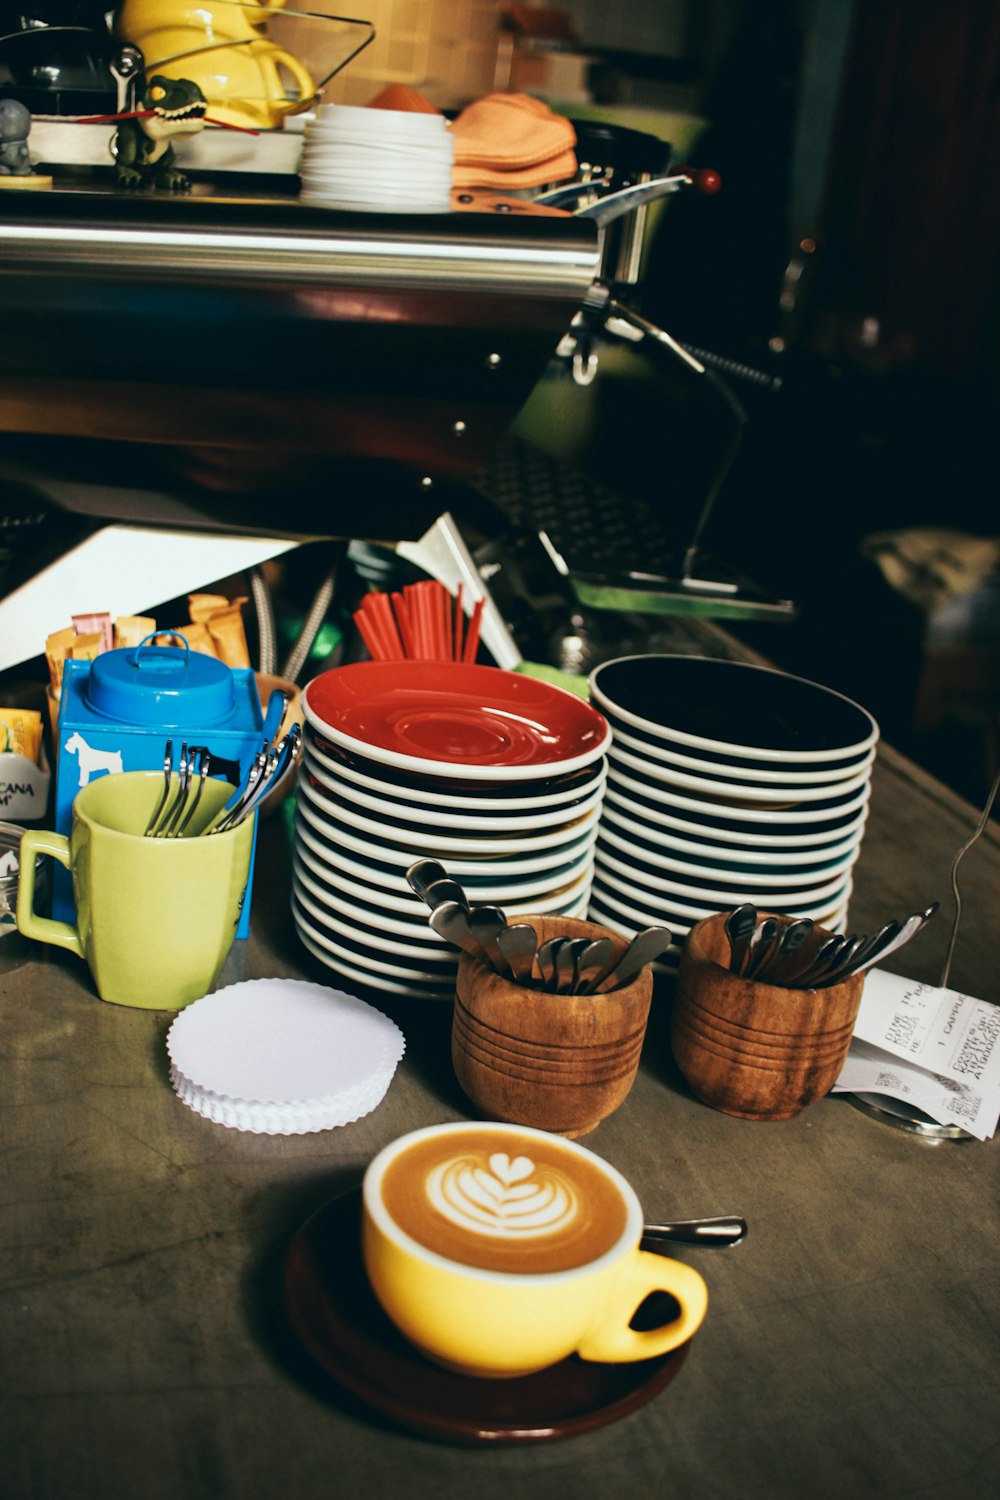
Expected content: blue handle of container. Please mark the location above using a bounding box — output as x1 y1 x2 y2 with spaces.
134 632 190 673
261 686 286 742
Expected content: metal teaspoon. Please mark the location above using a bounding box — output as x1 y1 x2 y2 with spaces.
554 938 588 995
812 920 900 989
421 877 472 913
535 937 566 992
467 906 511 977
145 739 174 836
572 937 616 995
428 900 490 963
497 923 538 986
753 916 814 985
724 903 757 973
642 1216 748 1250
743 916 780 978
406 859 451 904
812 904 938 988
793 933 850 989
595 927 674 993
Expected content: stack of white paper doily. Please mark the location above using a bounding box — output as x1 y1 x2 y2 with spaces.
166 978 405 1134
298 104 453 212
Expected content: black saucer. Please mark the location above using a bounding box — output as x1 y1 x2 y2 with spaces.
283 1187 691 1446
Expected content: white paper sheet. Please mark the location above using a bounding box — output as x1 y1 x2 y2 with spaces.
832 968 1000 1141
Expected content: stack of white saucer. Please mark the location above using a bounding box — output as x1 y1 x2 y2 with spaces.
298 104 453 212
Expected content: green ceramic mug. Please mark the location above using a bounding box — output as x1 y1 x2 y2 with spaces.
17 771 254 1010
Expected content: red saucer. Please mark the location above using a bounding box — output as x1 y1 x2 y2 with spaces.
283 1187 691 1445
303 663 610 780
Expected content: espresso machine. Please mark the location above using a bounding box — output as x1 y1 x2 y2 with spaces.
0 8 791 684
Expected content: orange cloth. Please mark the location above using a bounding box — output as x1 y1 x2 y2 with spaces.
368 84 441 114
365 86 578 191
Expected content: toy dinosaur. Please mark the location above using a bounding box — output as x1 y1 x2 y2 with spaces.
0 98 53 190
0 100 33 176
112 75 207 191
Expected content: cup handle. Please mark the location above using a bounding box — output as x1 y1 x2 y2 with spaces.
576 1250 708 1363
16 830 83 958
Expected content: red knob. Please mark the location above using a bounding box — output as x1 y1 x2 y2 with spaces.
691 167 722 195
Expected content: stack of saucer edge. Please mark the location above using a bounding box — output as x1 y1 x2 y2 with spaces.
587 655 879 973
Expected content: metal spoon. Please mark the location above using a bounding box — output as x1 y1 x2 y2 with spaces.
572 937 616 995
144 739 174 836
202 743 267 836
765 917 814 979
743 916 779 978
642 1215 748 1250
429 900 489 963
467 906 510 977
157 742 191 837
724 903 757 973
750 916 813 985
793 933 850 988
814 920 900 989
497 923 538 986
759 917 818 986
175 746 211 837
812 904 938 988
406 859 451 903
420 877 471 913
211 726 302 834
595 927 674 993
807 931 865 986
555 938 588 994
535 937 566 991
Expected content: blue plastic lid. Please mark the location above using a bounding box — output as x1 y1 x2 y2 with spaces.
84 634 237 727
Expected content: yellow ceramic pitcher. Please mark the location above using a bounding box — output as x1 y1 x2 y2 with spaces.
116 0 317 130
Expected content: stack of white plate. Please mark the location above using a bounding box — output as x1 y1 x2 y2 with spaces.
294 661 611 998
587 655 880 972
298 104 453 213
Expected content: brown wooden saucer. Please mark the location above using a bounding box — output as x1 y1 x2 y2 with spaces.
283 1187 691 1445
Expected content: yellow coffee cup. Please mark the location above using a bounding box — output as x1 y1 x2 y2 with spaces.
362 1120 708 1379
17 771 253 1010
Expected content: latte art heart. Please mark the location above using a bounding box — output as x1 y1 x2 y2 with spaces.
427 1153 579 1239
489 1152 533 1185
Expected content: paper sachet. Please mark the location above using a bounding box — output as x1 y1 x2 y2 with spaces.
833 967 1000 1140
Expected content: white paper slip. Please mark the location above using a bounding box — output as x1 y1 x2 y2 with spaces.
833 1038 991 1138
833 968 1000 1140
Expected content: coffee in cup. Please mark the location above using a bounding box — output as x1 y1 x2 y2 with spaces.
362 1121 708 1378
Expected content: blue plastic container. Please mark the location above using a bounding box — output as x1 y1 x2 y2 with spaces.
53 637 282 939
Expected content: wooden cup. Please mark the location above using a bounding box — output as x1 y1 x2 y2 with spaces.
671 911 866 1121
452 915 654 1139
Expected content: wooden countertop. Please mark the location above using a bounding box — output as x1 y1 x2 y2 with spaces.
1 623 997 1499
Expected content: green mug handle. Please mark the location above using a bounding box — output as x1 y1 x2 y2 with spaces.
16 829 84 958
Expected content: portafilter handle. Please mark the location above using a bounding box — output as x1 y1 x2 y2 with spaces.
534 168 719 221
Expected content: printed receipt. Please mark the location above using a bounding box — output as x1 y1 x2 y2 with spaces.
832 968 1000 1140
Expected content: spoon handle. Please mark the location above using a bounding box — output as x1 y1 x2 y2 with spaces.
642 1216 748 1250
812 904 938 988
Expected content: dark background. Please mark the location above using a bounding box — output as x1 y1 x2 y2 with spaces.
557 0 1000 815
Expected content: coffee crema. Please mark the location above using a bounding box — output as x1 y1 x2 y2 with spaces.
379 1128 628 1273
